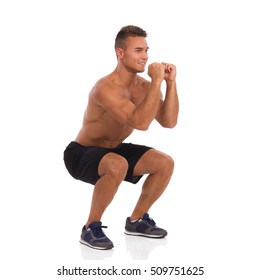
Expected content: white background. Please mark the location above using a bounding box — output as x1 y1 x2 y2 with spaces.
1 0 259 279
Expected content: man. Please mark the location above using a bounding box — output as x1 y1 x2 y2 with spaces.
64 25 179 250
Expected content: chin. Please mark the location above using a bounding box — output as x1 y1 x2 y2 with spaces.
137 67 145 73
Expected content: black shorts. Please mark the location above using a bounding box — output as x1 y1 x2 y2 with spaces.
63 141 152 185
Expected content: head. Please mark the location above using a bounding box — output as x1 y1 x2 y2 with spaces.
115 25 147 50
115 25 149 73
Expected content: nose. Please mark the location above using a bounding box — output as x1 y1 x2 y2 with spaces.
141 51 148 60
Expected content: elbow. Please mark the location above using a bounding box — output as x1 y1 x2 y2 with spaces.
168 119 178 128
133 120 151 131
135 122 150 131
162 118 178 128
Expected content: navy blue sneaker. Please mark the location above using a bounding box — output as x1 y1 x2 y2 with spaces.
125 213 167 238
80 221 114 250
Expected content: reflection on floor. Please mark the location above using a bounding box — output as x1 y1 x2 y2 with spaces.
80 235 168 260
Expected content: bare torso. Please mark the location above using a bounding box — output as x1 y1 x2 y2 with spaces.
75 72 149 148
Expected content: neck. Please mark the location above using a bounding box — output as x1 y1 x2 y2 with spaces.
113 65 138 88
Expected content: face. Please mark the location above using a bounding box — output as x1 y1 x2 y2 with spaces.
119 36 149 73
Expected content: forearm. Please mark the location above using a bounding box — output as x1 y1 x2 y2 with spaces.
157 80 179 128
131 80 162 130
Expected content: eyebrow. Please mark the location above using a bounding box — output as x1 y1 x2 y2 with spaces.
134 47 149 51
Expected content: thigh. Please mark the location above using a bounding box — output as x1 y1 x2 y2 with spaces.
64 142 109 185
133 148 173 176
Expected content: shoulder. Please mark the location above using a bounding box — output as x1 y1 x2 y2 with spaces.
90 75 117 96
89 75 124 107
93 74 114 91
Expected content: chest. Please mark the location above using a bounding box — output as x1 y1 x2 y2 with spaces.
124 88 146 106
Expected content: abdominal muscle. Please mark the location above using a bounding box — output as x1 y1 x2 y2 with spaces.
75 116 134 148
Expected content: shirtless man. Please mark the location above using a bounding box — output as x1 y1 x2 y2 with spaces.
64 25 179 250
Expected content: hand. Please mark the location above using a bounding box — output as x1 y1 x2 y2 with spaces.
148 63 165 83
161 62 176 82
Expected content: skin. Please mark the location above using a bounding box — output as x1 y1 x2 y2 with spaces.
75 36 179 227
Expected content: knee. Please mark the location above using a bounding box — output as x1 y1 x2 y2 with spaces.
160 154 174 176
100 153 128 181
111 155 129 179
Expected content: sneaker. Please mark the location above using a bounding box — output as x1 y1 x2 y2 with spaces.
80 221 114 250
124 213 167 238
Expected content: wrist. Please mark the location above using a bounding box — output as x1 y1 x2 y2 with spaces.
151 78 163 87
165 79 176 87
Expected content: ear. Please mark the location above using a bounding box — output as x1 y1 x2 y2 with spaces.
116 48 124 59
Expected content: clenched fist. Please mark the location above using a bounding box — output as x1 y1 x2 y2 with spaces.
148 63 166 83
148 62 177 83
161 62 177 82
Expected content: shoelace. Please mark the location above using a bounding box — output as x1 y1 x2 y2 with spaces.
92 225 108 238
143 215 156 227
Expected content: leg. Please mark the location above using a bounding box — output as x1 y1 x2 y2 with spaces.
85 153 128 227
130 149 174 220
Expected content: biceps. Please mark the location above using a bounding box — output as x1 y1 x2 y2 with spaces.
107 102 136 124
97 94 136 125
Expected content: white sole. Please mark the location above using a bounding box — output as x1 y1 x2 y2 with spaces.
79 239 113 250
124 230 166 238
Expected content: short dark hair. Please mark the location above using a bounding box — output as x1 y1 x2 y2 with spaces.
115 25 147 50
